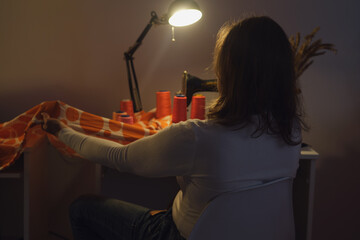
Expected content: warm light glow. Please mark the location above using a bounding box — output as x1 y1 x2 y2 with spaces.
168 9 202 27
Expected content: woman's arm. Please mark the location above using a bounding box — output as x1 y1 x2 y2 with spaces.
57 121 197 177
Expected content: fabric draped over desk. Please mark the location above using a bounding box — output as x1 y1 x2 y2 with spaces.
0 100 172 170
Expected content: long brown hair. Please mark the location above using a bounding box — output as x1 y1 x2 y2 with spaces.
208 16 308 145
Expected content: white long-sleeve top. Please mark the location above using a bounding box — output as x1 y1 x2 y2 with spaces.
58 119 301 238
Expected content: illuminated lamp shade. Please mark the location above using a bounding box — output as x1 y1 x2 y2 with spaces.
168 0 202 27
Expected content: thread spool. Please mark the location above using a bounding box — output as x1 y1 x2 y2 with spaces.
120 99 134 119
172 95 187 123
113 111 126 121
120 114 134 124
156 91 171 119
190 95 206 120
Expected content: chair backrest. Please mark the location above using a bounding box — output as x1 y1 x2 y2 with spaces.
188 177 295 240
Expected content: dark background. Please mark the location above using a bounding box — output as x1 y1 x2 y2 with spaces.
0 0 359 239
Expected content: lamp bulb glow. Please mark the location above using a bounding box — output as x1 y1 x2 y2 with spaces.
169 9 202 27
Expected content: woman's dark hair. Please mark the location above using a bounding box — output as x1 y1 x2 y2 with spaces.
208 16 308 145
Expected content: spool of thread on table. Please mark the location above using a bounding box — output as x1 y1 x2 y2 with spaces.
191 95 206 120
112 111 126 121
156 91 171 119
172 95 187 123
120 99 134 119
120 114 134 124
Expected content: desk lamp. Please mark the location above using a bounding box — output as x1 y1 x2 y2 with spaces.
124 0 202 112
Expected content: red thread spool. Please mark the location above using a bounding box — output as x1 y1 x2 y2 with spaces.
172 95 187 123
120 99 134 119
120 114 134 124
191 95 206 120
156 91 171 119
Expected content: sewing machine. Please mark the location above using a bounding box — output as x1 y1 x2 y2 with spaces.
178 71 217 106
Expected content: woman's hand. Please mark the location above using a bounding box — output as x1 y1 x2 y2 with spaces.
41 113 68 137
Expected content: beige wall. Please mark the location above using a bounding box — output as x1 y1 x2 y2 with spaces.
1 0 359 239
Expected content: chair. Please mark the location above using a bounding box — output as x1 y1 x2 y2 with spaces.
188 177 295 240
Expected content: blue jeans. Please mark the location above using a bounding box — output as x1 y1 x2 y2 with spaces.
69 194 185 240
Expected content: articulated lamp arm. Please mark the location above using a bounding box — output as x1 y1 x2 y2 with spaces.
124 11 168 112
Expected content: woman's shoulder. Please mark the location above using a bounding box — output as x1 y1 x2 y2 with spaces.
168 119 260 138
162 119 218 138
171 119 221 131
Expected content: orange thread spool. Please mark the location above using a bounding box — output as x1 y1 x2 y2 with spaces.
191 95 206 120
172 95 187 123
156 91 171 119
120 99 134 119
120 114 134 124
112 111 126 121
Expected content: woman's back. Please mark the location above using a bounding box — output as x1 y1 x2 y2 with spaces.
171 119 301 238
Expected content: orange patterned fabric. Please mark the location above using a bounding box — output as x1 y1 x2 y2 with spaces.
0 100 172 170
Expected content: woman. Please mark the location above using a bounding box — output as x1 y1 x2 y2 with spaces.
43 16 307 240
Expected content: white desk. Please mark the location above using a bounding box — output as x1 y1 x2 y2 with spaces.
294 147 319 240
